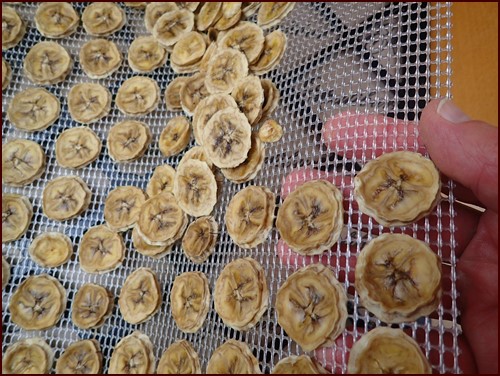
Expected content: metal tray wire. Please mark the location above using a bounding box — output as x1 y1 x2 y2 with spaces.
2 2 458 373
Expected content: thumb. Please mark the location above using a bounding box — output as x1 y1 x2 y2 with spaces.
419 99 498 210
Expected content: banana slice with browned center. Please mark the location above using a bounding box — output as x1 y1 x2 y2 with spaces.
171 31 206 67
108 120 152 162
196 2 223 31
108 332 156 374
35 2 79 39
42 176 91 221
276 180 344 256
24 41 72 85
56 339 102 374
2 194 33 243
79 38 122 79
257 2 295 29
145 2 179 33
159 116 192 157
2 338 53 374
153 8 195 47
179 72 210 116
219 21 265 64
250 30 287 75
231 75 264 125
354 151 441 226
104 186 148 232
260 78 280 119
157 340 201 374
28 232 73 268
116 76 160 116
271 355 329 374
82 2 126 36
276 263 348 352
214 2 242 31
2 6 26 50
2 139 46 187
2 58 11 90
178 145 214 171
206 48 249 94
258 119 283 143
347 327 432 374
2 256 10 289
55 126 101 169
68 83 111 124
147 164 176 198
181 216 218 263
206 340 261 374
78 225 125 273
132 226 173 258
128 35 168 73
165 76 188 111
221 133 266 183
72 283 114 329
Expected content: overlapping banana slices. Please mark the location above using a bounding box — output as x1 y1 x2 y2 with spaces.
165 77 189 111
144 2 180 33
128 36 168 73
214 257 269 331
116 76 160 116
225 185 275 248
104 186 148 232
215 2 243 31
170 31 206 73
2 6 25 50
2 338 53 374
2 139 46 187
55 126 101 169
257 2 295 29
72 283 114 329
354 151 441 226
260 78 280 120
347 327 432 374
206 48 248 94
153 8 195 47
28 232 73 268
68 83 111 124
276 264 348 352
271 355 329 374
242 2 261 18
2 256 10 289
194 2 220 31
218 22 264 64
276 180 344 256
258 119 283 143
181 216 218 263
35 2 79 39
178 145 215 171
250 30 287 75
221 133 266 183
206 339 261 374
159 116 192 157
79 39 123 79
180 72 210 116
82 2 126 37
132 226 173 258
356 233 442 323
231 75 265 126
2 194 32 243
79 225 125 273
3 58 12 90
146 164 176 197
108 120 152 162
9 274 67 330
56 339 103 374
108 331 156 374
124 2 148 9
157 340 201 374
42 176 91 221
24 41 72 85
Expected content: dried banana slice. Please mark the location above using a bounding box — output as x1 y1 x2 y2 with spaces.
79 225 125 273
165 77 188 111
258 119 283 143
2 58 12 90
171 31 206 67
68 83 111 124
159 116 192 157
116 76 160 116
79 38 122 79
219 22 265 64
144 2 179 33
55 126 101 169
170 271 210 333
132 226 173 258
221 133 266 184
2 256 10 289
214 2 242 31
206 339 261 374
153 8 194 47
108 332 156 374
2 6 25 50
181 216 218 263
214 257 269 330
2 194 32 243
2 139 46 187
2 338 53 374
271 355 329 374
241 2 261 18
355 233 442 323
260 78 280 119
72 283 114 329
125 2 148 9
276 180 344 255
24 41 72 85
28 232 73 268
178 145 214 171
179 72 210 116
35 2 79 38
199 41 218 72
9 274 67 330
206 48 249 94
176 2 200 12
157 340 201 374
128 35 168 73
276 263 348 351
104 186 147 232
108 120 152 162
146 164 176 197
82 2 126 36
42 176 91 221
354 151 441 226
250 30 287 75
257 2 295 29
231 75 264 125
347 327 432 374
196 2 222 31
56 339 102 374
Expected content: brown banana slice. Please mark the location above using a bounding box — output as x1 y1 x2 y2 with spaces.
28 232 73 268
219 21 265 64
108 120 152 162
72 283 113 329
116 76 160 116
146 164 176 197
108 332 155 374
144 2 179 33
164 76 188 111
79 38 122 79
231 75 264 126
153 8 194 47
250 30 287 75
171 31 206 66
181 216 218 263
2 256 10 289
2 6 25 50
2 139 46 187
206 339 261 374
55 126 101 169
205 48 248 94
132 226 173 258
104 186 148 232
257 2 295 29
157 340 201 374
196 2 222 31
179 72 210 116
258 119 283 143
82 2 126 36
56 339 102 374
271 355 329 374
260 78 280 120
2 338 53 374
128 35 168 73
35 2 79 38
24 41 72 85
42 176 91 221
2 58 11 90
68 83 111 124
159 116 192 157
178 145 214 171
79 225 125 273
2 194 33 243
221 133 266 184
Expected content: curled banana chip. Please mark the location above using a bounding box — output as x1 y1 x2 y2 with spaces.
179 72 210 116
2 58 11 90
82 2 126 36
56 339 102 374
178 145 214 171
108 120 152 162
146 164 176 197
153 8 194 47
144 2 179 33
258 119 283 143
181 216 218 263
2 194 33 243
116 76 160 116
165 76 188 111
2 256 10 289
157 340 201 374
2 338 53 374
104 186 148 232
24 41 72 85
257 2 295 29
29 232 73 268
231 75 264 126
35 2 79 38
128 36 168 73
260 78 280 120
221 133 266 183
347 327 432 374
196 2 222 31
132 226 173 258
79 225 125 274
171 31 206 67
206 48 249 94
206 339 261 374
219 21 265 64
159 116 192 157
79 38 122 79
68 83 111 124
354 151 441 226
42 176 91 221
250 30 287 75
55 126 101 169
108 332 156 374
271 355 329 374
2 6 26 50
2 139 46 187
276 263 348 352
72 283 114 329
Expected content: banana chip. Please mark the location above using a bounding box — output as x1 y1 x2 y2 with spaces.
29 232 73 268
108 332 156 374
72 283 114 329
231 75 264 126
82 2 126 36
176 2 200 12
258 119 283 143
145 2 179 33
178 145 214 171
79 38 123 79
221 133 266 183
181 216 218 263
171 31 206 67
271 355 329 374
257 2 295 29
179 72 210 116
2 338 53 374
2 194 33 243
56 339 102 374
55 126 101 169
79 225 125 273
2 256 10 289
159 116 192 157
196 2 222 31
250 30 287 75
214 2 242 31
2 6 26 50
108 120 152 162
206 340 261 374
42 176 91 221
157 340 201 374
128 35 168 73
241 2 261 18
260 78 280 120
2 139 46 187
165 76 188 111
35 2 79 38
132 226 173 258
206 48 248 94
68 83 111 124
24 41 72 85
124 2 148 9
219 21 265 64
104 186 148 232
146 164 176 197
153 8 194 47
116 76 160 116
2 58 11 90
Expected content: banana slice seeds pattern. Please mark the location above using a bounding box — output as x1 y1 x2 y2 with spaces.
72 283 114 329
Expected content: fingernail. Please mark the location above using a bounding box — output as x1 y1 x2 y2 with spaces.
437 98 471 123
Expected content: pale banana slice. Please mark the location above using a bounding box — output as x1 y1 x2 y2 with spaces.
132 226 173 258
2 6 25 50
24 41 72 85
104 186 148 232
196 2 222 31
176 2 200 12
276 263 348 352
354 151 441 227
347 327 432 374
250 30 287 75
35 2 79 38
206 48 249 94
258 119 283 143
9 274 67 330
2 256 10 289
7 88 60 132
231 75 264 125
260 78 280 120
128 36 168 73
214 257 269 331
171 31 206 66
28 232 72 268
108 332 156 374
214 2 242 31
144 2 179 33
2 58 12 90
165 77 188 111
2 194 32 243
79 225 125 273
241 2 261 18
206 340 261 374
178 145 214 171
170 271 210 333
79 38 122 79
153 9 194 47
2 139 46 187
55 126 101 169
159 116 192 157
181 216 218 263
271 355 329 374
108 120 152 162
82 2 126 36
2 338 53 374
146 164 176 198
42 176 91 221
72 283 114 329
56 339 102 374
276 180 344 256
219 21 265 64
257 2 295 29
116 76 160 116
221 133 266 184
68 83 111 124
124 2 148 9
157 340 201 374
179 72 210 116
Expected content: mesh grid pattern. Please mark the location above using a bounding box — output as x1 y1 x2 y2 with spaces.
2 2 457 373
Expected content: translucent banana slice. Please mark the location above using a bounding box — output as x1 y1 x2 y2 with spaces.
79 225 125 274
42 176 91 221
2 139 46 187
241 2 261 18
214 2 242 31
257 2 295 29
82 2 126 36
7 88 60 132
276 263 348 352
56 339 102 374
2 6 26 50
108 332 156 374
29 232 73 268
157 340 201 374
146 164 176 197
196 2 222 31
2 194 32 243
68 83 111 124
258 119 283 143
159 116 192 157
231 75 264 126
24 41 72 85
153 8 194 47
55 126 101 169
2 58 12 90
72 283 114 329
178 145 214 171
2 338 53 374
356 233 442 323
171 271 210 333
9 274 67 330
179 72 210 116
354 151 441 227
250 30 287 75
132 226 173 258
104 186 148 232
206 340 261 374
214 257 269 331
181 216 218 263
171 31 206 67
79 38 122 79
347 327 432 374
176 2 200 12
128 36 168 73
219 21 265 64
108 120 152 162
276 180 344 256
260 78 280 119
35 2 79 38
116 76 160 116
144 2 179 33
2 256 10 289
221 133 266 184
206 48 249 94
165 76 188 111
271 355 329 374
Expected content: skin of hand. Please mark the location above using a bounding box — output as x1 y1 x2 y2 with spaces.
277 99 498 373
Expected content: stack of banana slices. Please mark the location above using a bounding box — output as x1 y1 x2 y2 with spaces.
2 139 46 187
42 176 92 221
